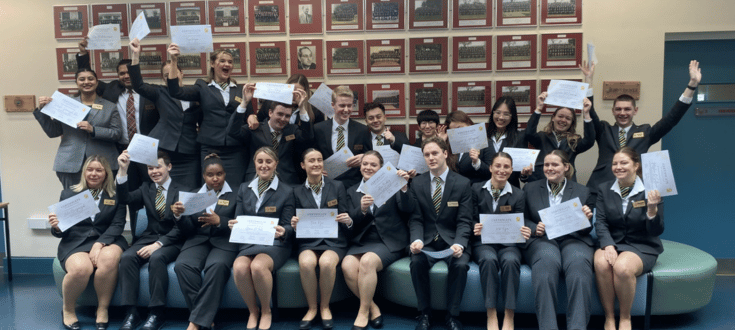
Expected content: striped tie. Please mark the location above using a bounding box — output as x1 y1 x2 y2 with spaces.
155 185 165 219
432 177 442 214
126 90 137 142
219 81 229 91
309 180 322 195
271 131 280 150
549 182 562 197
494 130 504 141
619 129 627 148
491 186 503 201
90 189 101 201
554 132 564 145
376 135 384 146
620 185 632 198
336 126 345 151
258 178 271 197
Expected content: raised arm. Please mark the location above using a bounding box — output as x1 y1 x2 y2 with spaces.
649 60 701 143
575 97 597 153
128 38 159 102
525 92 546 146
166 43 201 101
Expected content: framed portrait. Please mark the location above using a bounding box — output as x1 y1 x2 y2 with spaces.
326 0 363 32
541 0 582 25
453 0 492 28
92 4 129 38
496 34 537 71
93 50 129 79
409 0 447 29
495 0 537 27
326 40 365 76
249 41 287 76
366 0 404 31
169 1 206 26
208 1 245 34
367 83 406 118
409 37 448 73
541 33 582 69
495 80 537 114
130 3 167 37
137 44 168 78
366 39 405 75
249 0 286 34
452 81 493 116
177 53 207 77
410 82 448 117
453 36 492 72
290 39 324 78
214 42 247 76
289 0 323 34
327 84 365 118
58 88 81 97
54 5 89 39
539 79 583 114
56 47 83 81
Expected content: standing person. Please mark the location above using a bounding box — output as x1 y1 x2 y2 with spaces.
408 137 472 330
593 147 664 330
522 150 595 330
34 69 122 189
50 156 127 330
253 74 326 126
413 109 441 148
442 111 492 184
364 102 410 152
484 97 527 188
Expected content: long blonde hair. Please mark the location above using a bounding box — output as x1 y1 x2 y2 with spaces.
71 155 115 197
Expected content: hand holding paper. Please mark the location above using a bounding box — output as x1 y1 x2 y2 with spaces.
48 190 101 232
41 91 92 128
544 80 589 110
87 24 121 50
308 84 335 118
363 161 407 207
642 150 678 197
171 25 213 53
229 216 278 245
127 134 160 167
253 82 296 104
537 197 591 240
129 11 151 41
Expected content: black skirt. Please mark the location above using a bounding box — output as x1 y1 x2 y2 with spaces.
237 244 292 271
59 236 128 272
346 225 403 268
616 243 659 273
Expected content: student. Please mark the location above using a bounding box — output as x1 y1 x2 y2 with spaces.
408 137 472 330
413 109 441 148
484 97 528 188
116 150 188 330
364 102 410 153
50 156 127 330
442 111 492 184
253 74 326 126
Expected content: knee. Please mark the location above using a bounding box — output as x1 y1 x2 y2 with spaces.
613 265 637 281
67 263 94 280
318 255 337 270
358 256 379 274
206 261 231 277
565 258 593 279
233 258 252 279
534 258 561 275
119 252 137 267
593 255 611 272
173 261 195 276
250 260 270 278
96 255 121 273
299 257 317 271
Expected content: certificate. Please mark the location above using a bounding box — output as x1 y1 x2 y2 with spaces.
41 91 91 128
544 80 589 110
129 11 151 41
397 145 429 174
538 197 590 240
179 191 219 215
309 83 335 118
421 248 454 259
86 24 121 50
446 123 489 154
48 190 101 232
642 150 678 197
323 148 354 179
587 42 598 65
254 82 295 104
502 148 540 172
374 145 400 168
480 213 526 244
229 216 277 246
128 133 160 167
171 25 213 54
296 208 339 238
363 161 407 207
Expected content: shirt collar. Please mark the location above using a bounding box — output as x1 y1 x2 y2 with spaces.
197 181 233 197
370 131 384 142
611 176 645 198
430 167 450 184
304 176 325 191
356 179 367 194
483 180 513 196
249 175 280 191
208 80 236 90
157 177 172 191
332 118 349 131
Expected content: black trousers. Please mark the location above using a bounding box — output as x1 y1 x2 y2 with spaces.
410 239 470 317
472 244 522 309
119 240 181 307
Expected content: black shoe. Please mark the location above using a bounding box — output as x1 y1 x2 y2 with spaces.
298 318 314 330
445 316 463 330
369 315 384 329
140 314 165 330
321 318 334 330
119 312 142 330
95 322 109 330
415 314 431 330
351 326 367 330
61 311 81 330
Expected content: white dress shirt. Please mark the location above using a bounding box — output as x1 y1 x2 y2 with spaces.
483 180 513 212
209 80 237 106
197 181 233 214
248 175 280 211
117 90 140 144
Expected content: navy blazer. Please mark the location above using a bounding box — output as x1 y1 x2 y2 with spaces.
293 177 350 249
372 130 410 154
346 183 410 253
313 119 373 189
523 179 594 247
117 179 187 247
235 179 295 250
177 190 239 252
455 148 493 185
478 134 527 188
594 181 664 256
470 182 525 249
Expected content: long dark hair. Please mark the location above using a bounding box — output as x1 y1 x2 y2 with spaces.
488 96 519 144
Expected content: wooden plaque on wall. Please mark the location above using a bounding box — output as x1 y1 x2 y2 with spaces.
603 81 641 100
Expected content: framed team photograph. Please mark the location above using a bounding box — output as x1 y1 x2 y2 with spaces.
409 37 448 73
94 50 129 79
54 5 89 39
541 0 582 25
214 42 247 76
137 44 167 78
58 87 81 97
409 0 447 29
452 81 494 116
453 36 492 72
327 84 365 118
495 80 537 114
289 0 323 34
170 1 206 26
496 0 537 27
410 82 448 117
366 39 405 75
92 4 129 38
453 0 492 29
290 39 324 78
56 47 83 81
249 41 287 76
177 53 207 76
208 1 245 34
130 3 167 37
326 40 364 76
496 34 537 71
326 0 363 32
367 83 406 118
540 79 583 114
541 33 582 69
366 0 404 31
249 0 286 34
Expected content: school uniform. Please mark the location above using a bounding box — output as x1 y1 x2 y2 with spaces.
313 119 373 189
370 130 410 154
293 176 350 259
257 100 326 125
455 149 493 185
479 131 527 188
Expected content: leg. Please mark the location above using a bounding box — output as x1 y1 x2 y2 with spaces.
298 250 319 321
486 308 499 330
233 255 259 329
341 255 361 297
445 252 470 317
119 244 146 307
62 252 95 325
147 245 181 308
56 171 81 190
613 252 644 330
251 253 276 330
594 249 617 330
355 253 383 327
473 245 500 310
410 252 434 314
189 247 237 329
560 240 594 330
174 244 210 311
523 239 561 330
498 246 521 330
317 250 341 320
92 245 123 323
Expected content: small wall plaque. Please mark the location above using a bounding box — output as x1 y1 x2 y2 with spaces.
603 81 641 100
4 95 36 112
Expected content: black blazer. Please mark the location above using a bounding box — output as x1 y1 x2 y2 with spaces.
478 134 527 188
293 177 350 249
594 181 664 256
455 148 493 185
408 170 473 250
52 189 128 262
346 183 410 253
370 130 410 154
235 179 295 250
313 119 373 189
177 190 239 252
117 179 188 247
470 182 525 249
523 179 594 247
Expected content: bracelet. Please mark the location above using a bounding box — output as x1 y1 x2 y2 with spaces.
687 85 697 90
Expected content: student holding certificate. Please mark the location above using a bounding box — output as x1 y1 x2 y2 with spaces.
228 147 294 330
442 111 492 184
484 97 528 188
593 147 664 330
252 74 326 127
291 148 352 330
49 156 127 330
34 68 122 189
522 150 594 330
343 151 412 330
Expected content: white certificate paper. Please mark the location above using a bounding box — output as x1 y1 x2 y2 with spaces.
642 150 678 197
86 24 121 50
421 248 454 259
323 148 354 178
374 145 400 168
129 11 151 41
309 83 335 118
538 197 591 240
480 213 526 244
502 148 540 172
544 80 590 110
179 191 219 216
229 216 278 246
128 133 160 167
587 42 598 65
446 123 489 154
254 82 295 104
363 161 407 207
48 190 101 232
41 91 91 128
398 145 429 174
296 209 339 238
171 25 213 53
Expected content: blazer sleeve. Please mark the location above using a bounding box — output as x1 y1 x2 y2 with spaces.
594 189 615 249
395 189 412 213
129 64 160 102
76 53 92 70
97 201 126 245
279 190 296 242
33 108 64 138
116 180 144 212
525 112 543 147
347 190 373 233
91 102 122 142
226 110 253 144
521 184 539 234
646 202 665 236
454 182 473 248
408 184 424 242
158 217 185 246
295 119 314 148
336 182 351 229
391 131 410 153
588 96 604 143
575 118 597 154
168 78 201 102
649 100 691 144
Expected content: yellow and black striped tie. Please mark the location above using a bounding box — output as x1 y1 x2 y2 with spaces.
618 129 627 148
620 185 632 198
494 130 504 142
155 185 165 219
258 178 271 197
376 135 384 146
549 182 562 197
271 131 280 150
432 177 442 214
336 126 345 151
491 187 503 202
90 189 101 201
309 180 322 195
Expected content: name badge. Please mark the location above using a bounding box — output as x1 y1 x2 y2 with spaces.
265 206 277 213
633 200 646 208
145 104 155 110
217 199 230 206
327 199 338 207
103 199 116 205
354 144 364 151
447 201 459 207
632 132 645 138
92 104 103 110
499 205 512 212
234 96 243 103
285 134 295 141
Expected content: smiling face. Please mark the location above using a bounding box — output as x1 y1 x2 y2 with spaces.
552 108 574 132
490 156 513 187
84 161 107 189
147 158 172 184
419 120 437 138
365 107 386 134
76 71 98 95
612 100 638 128
269 104 293 131
360 154 382 181
612 152 639 183
423 142 448 174
301 150 324 178
203 163 226 192
211 52 234 83
254 151 278 181
332 95 354 125
117 64 132 88
492 103 512 130
543 154 569 184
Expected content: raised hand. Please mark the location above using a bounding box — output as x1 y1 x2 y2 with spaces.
688 60 702 86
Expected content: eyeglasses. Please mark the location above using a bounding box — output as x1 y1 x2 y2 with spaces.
419 121 437 127
493 111 512 118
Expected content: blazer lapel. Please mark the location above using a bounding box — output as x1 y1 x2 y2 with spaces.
260 187 276 209
320 182 332 208
560 183 574 203
537 184 550 209
209 85 226 105
611 124 621 149
164 183 178 218
327 119 336 154
438 173 453 216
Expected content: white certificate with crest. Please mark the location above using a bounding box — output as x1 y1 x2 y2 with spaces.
363 161 407 207
374 145 400 168
87 24 121 50
229 216 278 246
642 150 678 197
41 91 91 128
127 134 160 167
323 148 354 178
171 25 213 53
398 145 429 174
538 197 590 240
48 190 101 232
502 148 540 172
308 84 335 118
129 11 151 41
254 82 296 104
446 123 489 154
480 213 526 244
179 191 219 215
296 208 339 238
544 80 589 110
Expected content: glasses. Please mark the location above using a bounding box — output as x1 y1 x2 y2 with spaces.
493 111 512 118
419 121 437 127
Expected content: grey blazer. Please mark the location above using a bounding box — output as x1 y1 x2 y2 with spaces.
34 96 122 172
